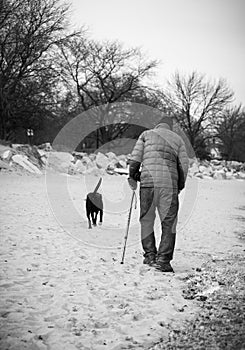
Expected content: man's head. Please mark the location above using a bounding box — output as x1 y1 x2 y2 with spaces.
156 116 173 131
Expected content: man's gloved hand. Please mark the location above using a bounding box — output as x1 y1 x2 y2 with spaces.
128 177 137 191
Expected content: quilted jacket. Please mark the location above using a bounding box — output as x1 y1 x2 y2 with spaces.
129 123 189 190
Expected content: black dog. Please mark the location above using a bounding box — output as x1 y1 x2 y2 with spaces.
86 178 103 229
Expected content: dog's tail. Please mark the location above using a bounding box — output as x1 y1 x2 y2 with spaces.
93 177 102 193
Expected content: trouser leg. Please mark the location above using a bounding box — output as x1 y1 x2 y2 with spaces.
140 188 157 257
157 189 179 263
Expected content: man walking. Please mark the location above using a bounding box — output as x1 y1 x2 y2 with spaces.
128 117 189 272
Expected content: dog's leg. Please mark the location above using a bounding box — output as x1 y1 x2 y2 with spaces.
87 211 92 229
92 211 97 226
86 195 93 229
98 209 103 225
88 216 92 229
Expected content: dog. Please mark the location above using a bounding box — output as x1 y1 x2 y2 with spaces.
85 177 103 229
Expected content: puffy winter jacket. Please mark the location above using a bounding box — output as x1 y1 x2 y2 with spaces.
129 123 189 190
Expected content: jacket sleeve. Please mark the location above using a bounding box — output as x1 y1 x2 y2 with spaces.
128 132 145 181
177 140 189 191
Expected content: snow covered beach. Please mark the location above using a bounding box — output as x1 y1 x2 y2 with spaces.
0 172 244 349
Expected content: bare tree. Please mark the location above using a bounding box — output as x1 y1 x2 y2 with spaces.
163 71 234 154
59 37 158 109
58 36 159 146
0 0 74 140
214 105 245 161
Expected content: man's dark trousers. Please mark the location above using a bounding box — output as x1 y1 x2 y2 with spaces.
140 187 179 263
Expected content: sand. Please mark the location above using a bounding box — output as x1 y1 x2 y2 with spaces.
0 172 244 350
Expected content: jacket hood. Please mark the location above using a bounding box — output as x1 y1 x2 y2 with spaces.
155 123 172 130
155 116 173 130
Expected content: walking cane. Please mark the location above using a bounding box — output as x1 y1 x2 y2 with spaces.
120 190 136 264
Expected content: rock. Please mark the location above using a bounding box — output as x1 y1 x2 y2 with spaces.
194 173 203 179
47 152 74 172
0 144 10 153
237 171 245 180
199 165 213 176
3 141 245 179
0 159 12 171
38 142 53 151
72 151 87 160
189 158 198 167
37 149 46 158
232 172 240 179
117 154 127 162
189 162 199 176
213 170 226 180
82 155 94 168
228 161 242 171
117 160 127 168
36 149 48 165
85 167 104 176
106 152 124 170
211 159 221 166
0 149 12 161
11 144 23 149
213 164 224 171
89 153 96 161
225 171 235 180
96 152 110 169
199 165 207 173
0 145 16 161
113 168 129 175
240 163 245 171
202 175 213 180
15 145 44 168
106 151 118 161
74 160 87 174
12 154 42 174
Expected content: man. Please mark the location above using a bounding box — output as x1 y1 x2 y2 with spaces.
128 116 189 272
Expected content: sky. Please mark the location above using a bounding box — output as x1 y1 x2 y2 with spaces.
69 0 245 106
